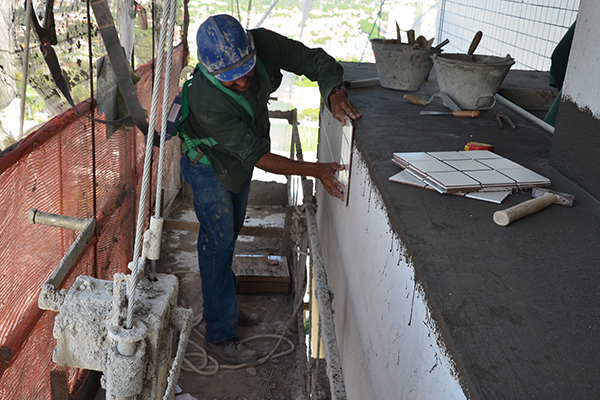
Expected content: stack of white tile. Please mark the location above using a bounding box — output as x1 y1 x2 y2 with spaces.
390 150 550 203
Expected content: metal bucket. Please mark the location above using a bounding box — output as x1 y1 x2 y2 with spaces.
371 39 437 91
432 53 515 110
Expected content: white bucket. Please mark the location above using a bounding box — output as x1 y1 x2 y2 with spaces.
371 39 437 91
432 53 515 110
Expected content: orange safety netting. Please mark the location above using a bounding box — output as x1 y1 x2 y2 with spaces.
0 45 185 399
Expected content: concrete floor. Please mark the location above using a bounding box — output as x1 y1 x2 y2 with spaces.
157 181 306 400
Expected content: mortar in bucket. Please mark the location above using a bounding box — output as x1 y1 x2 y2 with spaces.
432 53 515 110
371 39 439 91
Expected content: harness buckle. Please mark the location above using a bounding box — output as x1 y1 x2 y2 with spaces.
188 147 205 164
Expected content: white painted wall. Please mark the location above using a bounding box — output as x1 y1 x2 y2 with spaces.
562 0 600 119
315 111 466 399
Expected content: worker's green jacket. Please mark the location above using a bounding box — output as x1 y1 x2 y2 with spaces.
180 28 344 193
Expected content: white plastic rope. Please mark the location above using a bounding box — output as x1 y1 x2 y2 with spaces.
127 0 175 329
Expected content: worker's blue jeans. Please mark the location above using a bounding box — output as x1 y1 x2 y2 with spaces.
180 156 252 344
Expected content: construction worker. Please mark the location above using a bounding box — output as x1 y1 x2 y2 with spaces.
177 14 361 364
544 21 576 127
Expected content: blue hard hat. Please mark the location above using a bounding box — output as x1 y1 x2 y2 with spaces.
197 15 257 82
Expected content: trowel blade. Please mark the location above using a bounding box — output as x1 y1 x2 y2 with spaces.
440 93 461 111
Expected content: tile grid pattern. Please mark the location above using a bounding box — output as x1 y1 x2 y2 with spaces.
391 150 550 193
438 0 580 71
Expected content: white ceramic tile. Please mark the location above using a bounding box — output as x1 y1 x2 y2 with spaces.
340 132 351 167
389 170 427 188
407 168 427 180
391 158 405 168
338 168 348 189
409 160 458 174
426 171 482 188
465 190 512 204
477 158 524 170
422 179 448 194
459 150 504 159
427 151 472 161
340 123 353 182
444 159 492 171
465 169 518 186
497 168 550 186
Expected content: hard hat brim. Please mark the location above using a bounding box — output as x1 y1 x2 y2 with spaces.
213 54 257 82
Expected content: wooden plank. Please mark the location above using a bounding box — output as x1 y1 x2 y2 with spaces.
239 226 285 239
233 255 291 294
163 219 199 232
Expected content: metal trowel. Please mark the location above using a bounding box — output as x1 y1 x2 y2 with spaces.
420 110 480 117
439 93 461 112
404 92 462 112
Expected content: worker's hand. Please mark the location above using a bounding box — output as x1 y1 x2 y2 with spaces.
316 162 346 201
330 93 362 127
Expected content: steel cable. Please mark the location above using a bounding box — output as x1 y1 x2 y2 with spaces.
127 0 173 329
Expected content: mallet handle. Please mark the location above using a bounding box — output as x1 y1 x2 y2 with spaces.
493 192 556 226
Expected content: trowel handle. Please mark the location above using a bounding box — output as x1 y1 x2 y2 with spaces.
493 193 556 226
467 31 483 57
432 38 450 51
404 95 426 105
454 111 480 117
407 29 415 45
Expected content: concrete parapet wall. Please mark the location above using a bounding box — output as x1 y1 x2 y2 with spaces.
315 111 466 399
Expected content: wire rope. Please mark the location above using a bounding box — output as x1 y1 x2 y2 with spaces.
154 0 177 218
126 0 174 329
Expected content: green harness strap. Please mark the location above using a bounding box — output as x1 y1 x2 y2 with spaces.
177 78 216 165
177 58 270 165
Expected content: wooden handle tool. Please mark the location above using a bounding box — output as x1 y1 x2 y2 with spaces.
420 110 480 117
404 94 441 106
407 29 415 45
432 38 450 51
493 188 574 226
467 31 483 57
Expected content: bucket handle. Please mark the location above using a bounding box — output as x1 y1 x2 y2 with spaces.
474 95 497 110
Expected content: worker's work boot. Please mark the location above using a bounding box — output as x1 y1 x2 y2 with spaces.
239 309 260 326
204 337 258 365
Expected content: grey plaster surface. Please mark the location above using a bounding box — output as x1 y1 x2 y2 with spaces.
343 62 600 399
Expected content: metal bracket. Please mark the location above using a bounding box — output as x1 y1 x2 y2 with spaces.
30 208 96 311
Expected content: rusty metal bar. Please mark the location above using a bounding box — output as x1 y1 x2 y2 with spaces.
29 208 96 288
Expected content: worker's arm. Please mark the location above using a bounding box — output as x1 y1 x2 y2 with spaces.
255 152 346 201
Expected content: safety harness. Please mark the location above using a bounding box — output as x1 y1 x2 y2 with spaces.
175 58 270 165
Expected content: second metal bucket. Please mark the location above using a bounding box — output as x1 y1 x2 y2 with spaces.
432 53 515 110
371 39 437 91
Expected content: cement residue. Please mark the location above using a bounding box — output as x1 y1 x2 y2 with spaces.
38 282 66 311
53 276 113 371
